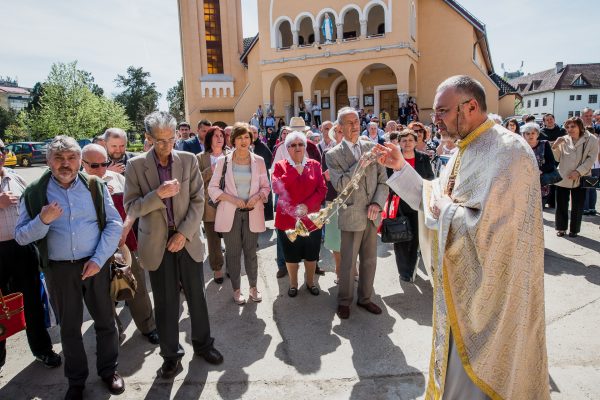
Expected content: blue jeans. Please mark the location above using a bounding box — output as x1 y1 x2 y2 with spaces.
583 168 600 211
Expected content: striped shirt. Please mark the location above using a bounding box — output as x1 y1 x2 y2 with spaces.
0 169 28 241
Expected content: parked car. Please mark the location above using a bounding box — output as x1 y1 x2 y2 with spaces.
3 149 17 167
6 142 47 167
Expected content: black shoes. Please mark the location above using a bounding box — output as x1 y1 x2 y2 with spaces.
143 329 160 345
101 372 125 395
195 346 224 365
64 385 84 400
158 359 182 379
306 285 320 296
568 232 578 238
276 269 288 278
35 350 62 368
288 287 298 297
315 265 325 275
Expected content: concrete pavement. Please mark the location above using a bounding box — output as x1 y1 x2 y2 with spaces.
0 165 598 399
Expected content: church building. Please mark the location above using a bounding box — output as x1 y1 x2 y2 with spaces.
178 0 510 128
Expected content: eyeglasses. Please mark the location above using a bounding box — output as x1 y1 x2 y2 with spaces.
83 160 111 169
413 129 425 134
153 137 176 146
430 99 472 121
288 143 305 148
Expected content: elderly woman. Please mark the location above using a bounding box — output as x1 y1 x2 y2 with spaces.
504 118 520 135
551 117 599 237
272 131 327 297
521 122 557 204
208 123 271 304
198 126 228 284
392 129 434 281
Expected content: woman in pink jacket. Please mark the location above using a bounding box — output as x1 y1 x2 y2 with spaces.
208 123 271 305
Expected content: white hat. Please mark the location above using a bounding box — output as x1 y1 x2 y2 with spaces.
288 116 310 132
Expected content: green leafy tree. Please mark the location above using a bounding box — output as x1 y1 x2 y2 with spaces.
4 112 30 142
0 107 18 139
167 78 185 121
22 61 131 140
114 66 160 132
25 82 44 113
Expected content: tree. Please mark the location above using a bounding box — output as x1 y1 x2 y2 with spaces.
0 107 18 139
114 66 160 133
22 61 131 140
26 82 44 113
167 78 185 121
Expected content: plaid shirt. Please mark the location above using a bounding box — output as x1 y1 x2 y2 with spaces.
0 169 27 241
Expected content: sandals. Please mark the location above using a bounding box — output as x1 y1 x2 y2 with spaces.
306 285 320 296
288 287 298 297
249 287 262 302
233 290 246 305
556 231 566 237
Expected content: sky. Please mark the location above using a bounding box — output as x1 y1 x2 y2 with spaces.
1 0 598 111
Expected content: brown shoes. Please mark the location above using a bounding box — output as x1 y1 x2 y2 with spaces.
102 372 125 395
337 305 350 319
357 301 382 315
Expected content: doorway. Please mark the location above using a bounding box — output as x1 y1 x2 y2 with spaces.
380 90 398 120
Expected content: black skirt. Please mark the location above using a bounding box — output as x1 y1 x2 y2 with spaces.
277 228 322 263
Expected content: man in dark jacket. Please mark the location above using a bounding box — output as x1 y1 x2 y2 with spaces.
105 128 136 175
250 126 274 221
540 114 565 142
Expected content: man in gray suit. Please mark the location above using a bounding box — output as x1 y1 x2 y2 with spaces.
326 107 389 319
124 111 223 379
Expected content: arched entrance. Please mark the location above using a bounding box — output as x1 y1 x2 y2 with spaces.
270 73 303 124
359 63 398 120
310 68 348 121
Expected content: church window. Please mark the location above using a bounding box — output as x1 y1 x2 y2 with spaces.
367 5 385 37
204 0 223 74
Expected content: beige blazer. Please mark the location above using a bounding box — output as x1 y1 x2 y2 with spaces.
207 151 271 233
325 139 389 231
552 131 599 188
123 150 205 270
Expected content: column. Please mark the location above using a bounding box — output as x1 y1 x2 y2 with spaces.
284 103 293 124
360 19 367 38
292 29 299 48
313 25 320 45
336 23 343 43
348 96 359 109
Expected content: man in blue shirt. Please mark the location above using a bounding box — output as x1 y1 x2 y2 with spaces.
15 136 124 400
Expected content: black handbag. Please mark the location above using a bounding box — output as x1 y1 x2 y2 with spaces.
577 138 599 189
207 157 228 208
380 194 413 243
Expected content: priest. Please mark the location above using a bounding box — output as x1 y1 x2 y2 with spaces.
377 75 550 399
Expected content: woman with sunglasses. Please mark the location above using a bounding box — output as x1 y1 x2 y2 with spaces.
272 131 327 297
208 123 271 305
198 126 228 284
409 121 436 159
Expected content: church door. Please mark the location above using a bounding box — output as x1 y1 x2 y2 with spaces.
380 90 399 120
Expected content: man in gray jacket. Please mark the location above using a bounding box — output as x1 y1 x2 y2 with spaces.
325 107 388 319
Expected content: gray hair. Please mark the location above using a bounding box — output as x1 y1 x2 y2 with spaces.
144 111 177 138
284 130 307 148
81 143 108 159
249 125 258 133
368 121 378 129
337 106 359 125
437 75 487 112
104 127 128 143
582 107 593 114
46 135 81 161
521 122 540 135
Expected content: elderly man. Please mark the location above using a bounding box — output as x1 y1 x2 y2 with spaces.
104 127 135 175
15 136 124 399
378 75 549 399
175 121 192 151
0 139 61 373
124 111 223 379
317 120 335 153
80 144 158 345
326 107 388 319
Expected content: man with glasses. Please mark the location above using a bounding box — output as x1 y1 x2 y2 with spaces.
379 75 549 399
81 144 159 346
0 139 62 375
124 111 223 380
16 136 124 399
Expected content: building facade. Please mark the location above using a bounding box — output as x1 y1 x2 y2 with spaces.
509 62 600 124
178 0 500 128
0 84 31 112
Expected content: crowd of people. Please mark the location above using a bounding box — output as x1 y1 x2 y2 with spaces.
1 74 598 399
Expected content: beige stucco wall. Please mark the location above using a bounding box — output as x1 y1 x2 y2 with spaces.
499 95 518 119
416 0 499 120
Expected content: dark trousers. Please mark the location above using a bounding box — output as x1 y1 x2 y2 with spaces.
274 194 286 270
148 247 213 361
0 240 52 366
546 185 557 208
583 168 600 211
393 210 420 279
555 186 586 233
45 260 118 386
314 115 321 127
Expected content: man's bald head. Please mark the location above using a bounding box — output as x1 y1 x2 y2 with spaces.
81 144 109 177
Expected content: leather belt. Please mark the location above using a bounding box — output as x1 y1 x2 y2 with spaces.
49 256 92 264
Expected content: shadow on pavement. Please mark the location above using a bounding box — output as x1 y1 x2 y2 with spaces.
382 276 433 327
544 248 600 285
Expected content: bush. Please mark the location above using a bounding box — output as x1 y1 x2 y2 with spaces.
127 143 144 152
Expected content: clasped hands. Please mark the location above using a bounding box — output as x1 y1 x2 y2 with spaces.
229 193 263 210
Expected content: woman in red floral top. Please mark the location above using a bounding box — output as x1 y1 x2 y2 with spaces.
272 131 327 297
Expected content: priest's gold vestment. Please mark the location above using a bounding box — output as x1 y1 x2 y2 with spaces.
387 120 550 399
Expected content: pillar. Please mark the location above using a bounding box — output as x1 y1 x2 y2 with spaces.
336 23 343 43
313 25 320 45
284 103 293 124
348 96 359 109
360 19 367 38
292 29 299 47
398 92 409 107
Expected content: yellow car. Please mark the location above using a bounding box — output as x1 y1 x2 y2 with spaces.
3 150 17 167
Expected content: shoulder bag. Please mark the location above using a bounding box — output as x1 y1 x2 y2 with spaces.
207 157 228 208
538 141 562 186
380 193 413 243
110 246 137 302
0 288 26 341
578 137 599 189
